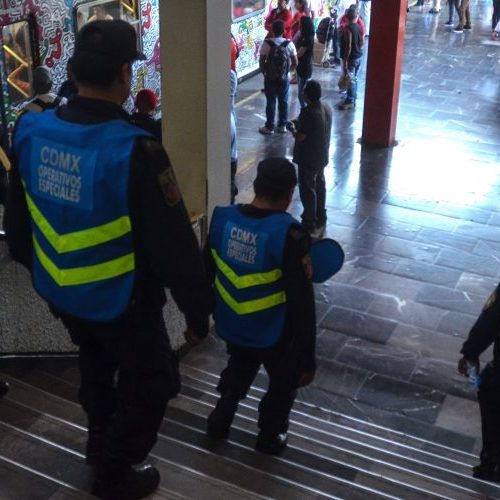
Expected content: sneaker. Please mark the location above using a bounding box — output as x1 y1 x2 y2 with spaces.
463 24 471 30
276 126 287 134
453 26 463 32
207 396 239 440
445 20 453 25
338 101 355 110
259 126 274 135
472 463 500 483
92 465 160 500
429 8 440 13
255 432 288 455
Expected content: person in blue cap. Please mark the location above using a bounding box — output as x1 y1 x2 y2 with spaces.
205 157 317 454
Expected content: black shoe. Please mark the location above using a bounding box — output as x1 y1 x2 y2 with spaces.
473 463 500 482
207 396 239 440
0 381 9 399
463 24 471 30
92 465 160 500
86 424 107 465
445 20 453 25
453 25 464 32
255 432 288 455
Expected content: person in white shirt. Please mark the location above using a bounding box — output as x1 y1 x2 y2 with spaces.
24 66 66 113
258 20 298 135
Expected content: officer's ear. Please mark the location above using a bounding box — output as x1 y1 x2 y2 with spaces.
118 63 132 86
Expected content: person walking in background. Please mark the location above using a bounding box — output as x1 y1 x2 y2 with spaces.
6 20 211 499
296 16 315 109
288 80 332 238
358 0 372 35
265 0 293 39
130 88 162 141
24 66 66 113
338 7 364 110
445 0 460 25
230 33 240 203
492 0 500 38
57 57 78 100
205 157 316 455
454 0 471 32
291 0 309 40
259 20 298 135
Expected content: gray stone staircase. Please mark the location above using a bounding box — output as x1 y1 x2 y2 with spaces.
0 355 499 499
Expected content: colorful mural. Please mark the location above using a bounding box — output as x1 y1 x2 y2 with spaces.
0 0 161 131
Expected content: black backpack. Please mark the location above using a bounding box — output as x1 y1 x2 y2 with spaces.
266 40 290 82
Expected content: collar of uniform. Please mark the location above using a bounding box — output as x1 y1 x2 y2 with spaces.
58 95 130 124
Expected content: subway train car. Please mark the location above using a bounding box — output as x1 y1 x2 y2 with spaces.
0 0 161 133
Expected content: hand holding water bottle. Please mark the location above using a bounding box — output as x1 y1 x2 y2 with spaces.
458 356 480 389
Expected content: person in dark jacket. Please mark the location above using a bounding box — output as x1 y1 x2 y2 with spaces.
459 284 500 483
5 20 211 500
205 157 316 455
296 16 315 109
129 88 162 142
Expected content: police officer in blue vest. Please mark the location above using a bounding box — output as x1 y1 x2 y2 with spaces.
206 157 317 454
5 21 211 499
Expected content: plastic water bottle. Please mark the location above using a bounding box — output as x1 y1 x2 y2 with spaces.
467 363 480 390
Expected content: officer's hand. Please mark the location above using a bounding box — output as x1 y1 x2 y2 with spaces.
458 356 479 377
184 328 203 347
298 370 315 387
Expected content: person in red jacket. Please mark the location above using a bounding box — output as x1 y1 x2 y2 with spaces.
291 0 309 40
339 4 366 36
265 0 293 39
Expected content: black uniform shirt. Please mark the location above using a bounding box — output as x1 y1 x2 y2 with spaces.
461 284 500 365
5 96 212 337
205 204 317 372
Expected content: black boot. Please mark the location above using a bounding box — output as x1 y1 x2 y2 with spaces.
92 464 160 500
473 463 500 482
255 431 288 455
0 380 9 399
207 395 239 440
86 424 107 465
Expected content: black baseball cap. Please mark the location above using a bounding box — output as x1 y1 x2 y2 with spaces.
74 20 146 64
254 157 297 201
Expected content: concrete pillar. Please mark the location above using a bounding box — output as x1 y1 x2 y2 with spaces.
159 0 231 218
361 0 407 147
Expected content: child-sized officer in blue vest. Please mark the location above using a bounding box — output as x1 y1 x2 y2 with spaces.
206 157 317 454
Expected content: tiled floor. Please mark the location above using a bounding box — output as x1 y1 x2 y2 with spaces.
228 0 500 448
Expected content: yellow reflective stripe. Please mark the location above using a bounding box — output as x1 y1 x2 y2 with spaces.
33 236 134 287
214 276 286 315
24 190 131 254
211 249 282 289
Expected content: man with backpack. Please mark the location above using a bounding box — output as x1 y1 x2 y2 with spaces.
259 20 298 135
24 66 66 113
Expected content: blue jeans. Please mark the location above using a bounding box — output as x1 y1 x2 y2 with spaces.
264 79 290 130
297 75 310 109
346 59 361 104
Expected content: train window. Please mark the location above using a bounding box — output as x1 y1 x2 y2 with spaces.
76 0 140 34
233 0 266 21
1 21 34 104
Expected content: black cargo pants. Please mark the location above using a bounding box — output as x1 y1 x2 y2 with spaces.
217 342 299 436
63 308 180 466
478 363 500 465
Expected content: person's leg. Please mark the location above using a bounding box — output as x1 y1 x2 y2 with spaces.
297 75 307 109
264 80 277 131
474 365 500 481
277 79 290 128
431 0 441 11
447 0 454 22
315 167 327 228
346 59 361 105
208 344 261 438
464 0 471 27
493 0 500 31
298 164 318 231
256 352 298 454
456 0 465 28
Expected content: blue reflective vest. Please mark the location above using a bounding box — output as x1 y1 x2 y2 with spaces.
14 110 149 322
209 205 298 348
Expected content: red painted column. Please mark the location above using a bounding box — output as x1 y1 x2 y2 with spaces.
361 0 407 147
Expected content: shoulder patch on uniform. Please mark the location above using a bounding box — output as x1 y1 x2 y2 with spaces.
158 166 182 207
484 290 497 311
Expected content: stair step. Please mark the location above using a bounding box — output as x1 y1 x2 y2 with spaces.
168 390 498 500
0 376 337 499
181 361 478 464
